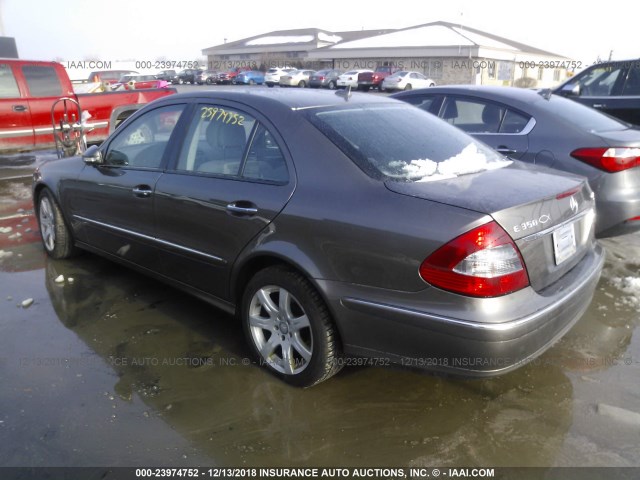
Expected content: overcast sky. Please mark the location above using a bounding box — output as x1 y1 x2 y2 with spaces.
3 0 638 66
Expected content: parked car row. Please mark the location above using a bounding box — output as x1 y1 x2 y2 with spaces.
165 66 437 91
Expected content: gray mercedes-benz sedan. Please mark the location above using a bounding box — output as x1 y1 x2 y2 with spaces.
33 90 604 387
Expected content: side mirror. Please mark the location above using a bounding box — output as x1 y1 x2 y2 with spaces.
559 83 581 97
83 145 103 165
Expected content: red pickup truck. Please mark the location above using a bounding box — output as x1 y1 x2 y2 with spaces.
357 66 402 92
0 59 177 153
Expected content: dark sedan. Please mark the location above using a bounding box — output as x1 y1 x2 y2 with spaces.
392 86 640 238
33 90 604 387
172 69 203 85
309 69 342 89
554 59 640 126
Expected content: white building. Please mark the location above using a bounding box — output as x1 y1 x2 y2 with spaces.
203 21 573 87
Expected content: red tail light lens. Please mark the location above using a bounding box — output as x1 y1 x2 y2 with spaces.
419 221 529 297
571 147 640 173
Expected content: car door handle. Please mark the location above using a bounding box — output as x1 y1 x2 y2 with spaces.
496 146 517 155
226 202 258 216
132 185 153 198
592 104 605 108
12 105 28 112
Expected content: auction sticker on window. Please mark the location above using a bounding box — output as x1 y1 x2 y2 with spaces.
553 221 577 265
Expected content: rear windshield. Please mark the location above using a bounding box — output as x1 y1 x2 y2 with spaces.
547 94 629 131
306 103 511 182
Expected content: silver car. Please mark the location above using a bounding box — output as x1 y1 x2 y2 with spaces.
279 70 316 88
393 85 640 237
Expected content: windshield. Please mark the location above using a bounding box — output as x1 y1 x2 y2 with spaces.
306 103 511 182
547 94 629 131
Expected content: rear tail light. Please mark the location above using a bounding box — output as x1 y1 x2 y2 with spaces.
419 221 529 297
571 147 640 173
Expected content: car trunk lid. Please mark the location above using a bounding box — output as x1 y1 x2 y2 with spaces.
385 162 596 292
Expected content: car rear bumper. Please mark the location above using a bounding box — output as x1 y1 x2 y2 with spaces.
319 243 604 376
594 175 640 237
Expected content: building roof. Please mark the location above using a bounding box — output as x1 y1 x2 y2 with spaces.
202 28 396 55
202 22 568 61
315 21 565 58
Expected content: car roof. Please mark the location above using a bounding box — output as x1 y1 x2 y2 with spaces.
393 85 551 109
154 89 402 111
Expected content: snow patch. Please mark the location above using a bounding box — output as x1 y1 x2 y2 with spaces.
246 35 314 46
395 143 512 182
610 276 640 310
332 25 473 49
318 32 342 44
451 27 519 51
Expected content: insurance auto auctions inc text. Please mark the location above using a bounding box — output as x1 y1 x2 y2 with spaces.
206 467 496 478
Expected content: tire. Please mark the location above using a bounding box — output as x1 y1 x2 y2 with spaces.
404 83 412 91
249 79 256 85
361 85 370 92
267 83 274 88
379 85 386 92
37 189 79 259
328 81 336 90
178 78 184 85
206 78 214 85
241 266 342 387
298 80 306 88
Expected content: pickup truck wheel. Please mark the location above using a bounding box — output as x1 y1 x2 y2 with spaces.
242 266 343 387
361 85 370 92
267 83 274 88
37 189 79 259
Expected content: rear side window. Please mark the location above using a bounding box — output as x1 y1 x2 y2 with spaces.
440 98 505 133
307 103 510 182
401 95 438 114
547 94 627 131
439 97 531 134
22 65 63 96
0 64 20 98
500 109 530 133
177 104 289 183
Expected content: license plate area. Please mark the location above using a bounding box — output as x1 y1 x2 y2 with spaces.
553 221 577 265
